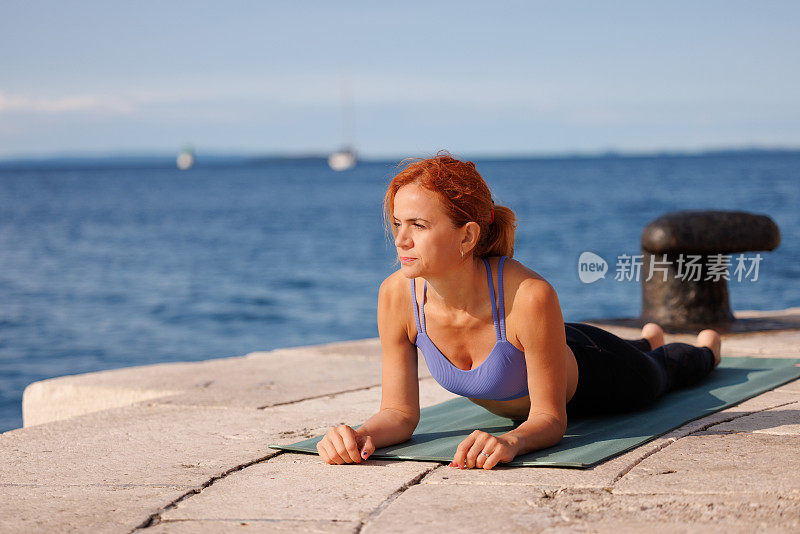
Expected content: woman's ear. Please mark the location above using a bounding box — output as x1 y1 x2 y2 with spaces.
460 221 481 255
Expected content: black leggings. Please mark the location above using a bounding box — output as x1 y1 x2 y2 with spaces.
564 322 716 417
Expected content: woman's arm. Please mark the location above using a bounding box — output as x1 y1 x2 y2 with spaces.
356 272 421 448
451 278 568 470
504 278 569 454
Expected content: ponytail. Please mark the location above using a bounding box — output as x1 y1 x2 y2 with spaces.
477 204 516 258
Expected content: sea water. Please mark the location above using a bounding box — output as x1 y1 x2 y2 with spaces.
1 152 798 431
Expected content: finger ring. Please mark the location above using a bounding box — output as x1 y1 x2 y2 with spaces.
480 451 490 458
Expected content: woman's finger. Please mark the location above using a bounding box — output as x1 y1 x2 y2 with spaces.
316 440 328 463
329 431 355 464
474 435 498 469
318 439 344 465
466 438 489 469
360 435 375 461
338 427 363 464
452 433 477 469
481 448 503 470
462 431 490 468
324 428 350 464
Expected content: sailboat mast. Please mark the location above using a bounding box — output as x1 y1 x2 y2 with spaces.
340 76 355 150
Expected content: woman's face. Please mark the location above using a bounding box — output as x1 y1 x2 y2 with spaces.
392 183 463 277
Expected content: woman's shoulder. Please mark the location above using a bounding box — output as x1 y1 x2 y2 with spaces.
377 269 417 342
379 269 411 296
498 258 562 348
378 269 414 314
497 256 557 304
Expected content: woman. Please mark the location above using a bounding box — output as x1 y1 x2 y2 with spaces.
317 153 721 470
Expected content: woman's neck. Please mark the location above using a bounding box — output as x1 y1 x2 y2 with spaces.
423 256 488 315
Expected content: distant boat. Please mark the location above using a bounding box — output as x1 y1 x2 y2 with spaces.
176 146 194 170
328 146 356 171
328 76 357 171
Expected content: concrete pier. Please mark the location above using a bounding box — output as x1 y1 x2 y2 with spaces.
2 308 800 533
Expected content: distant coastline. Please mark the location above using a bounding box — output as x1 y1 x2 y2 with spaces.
1 147 799 172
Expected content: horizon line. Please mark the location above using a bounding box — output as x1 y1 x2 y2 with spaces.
2 144 800 166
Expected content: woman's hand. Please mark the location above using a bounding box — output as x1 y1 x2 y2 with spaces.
317 425 375 465
450 430 518 470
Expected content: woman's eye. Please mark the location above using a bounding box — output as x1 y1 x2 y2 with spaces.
393 222 424 229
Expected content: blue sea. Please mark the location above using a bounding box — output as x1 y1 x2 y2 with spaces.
1 152 798 432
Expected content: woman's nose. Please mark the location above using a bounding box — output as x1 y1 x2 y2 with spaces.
395 226 411 248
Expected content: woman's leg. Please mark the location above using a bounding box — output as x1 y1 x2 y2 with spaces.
623 322 665 352
624 338 652 352
646 342 717 389
564 322 716 416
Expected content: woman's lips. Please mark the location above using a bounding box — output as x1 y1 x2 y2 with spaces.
400 257 416 264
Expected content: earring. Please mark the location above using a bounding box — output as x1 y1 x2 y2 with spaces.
460 249 464 259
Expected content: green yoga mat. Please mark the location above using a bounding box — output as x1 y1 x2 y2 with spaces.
269 357 800 468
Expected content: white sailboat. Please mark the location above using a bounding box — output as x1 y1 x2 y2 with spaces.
328 146 356 171
176 145 194 170
328 78 357 171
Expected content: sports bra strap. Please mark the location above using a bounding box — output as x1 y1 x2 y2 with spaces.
412 257 508 341
498 256 507 340
482 257 503 341
410 278 425 334
420 280 428 334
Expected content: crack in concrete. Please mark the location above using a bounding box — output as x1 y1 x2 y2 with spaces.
132 376 440 531
257 385 380 410
610 400 798 486
610 438 677 486
159 518 357 524
256 377 435 410
688 400 798 435
130 450 285 531
1 483 192 488
353 464 443 533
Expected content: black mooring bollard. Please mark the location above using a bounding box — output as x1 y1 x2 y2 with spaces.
639 210 780 330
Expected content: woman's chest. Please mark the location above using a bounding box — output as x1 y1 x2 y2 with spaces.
422 315 503 371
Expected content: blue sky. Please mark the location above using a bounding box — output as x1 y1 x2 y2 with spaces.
1 1 798 158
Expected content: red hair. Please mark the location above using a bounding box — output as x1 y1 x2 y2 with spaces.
383 151 516 258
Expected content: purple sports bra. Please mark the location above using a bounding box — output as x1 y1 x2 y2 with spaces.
411 255 529 401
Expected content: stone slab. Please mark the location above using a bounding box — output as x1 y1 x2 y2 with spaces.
1 373 455 532
363 483 800 533
5 384 401 486
717 331 800 358
531 488 800 533
145 353 383 409
776 377 800 393
245 338 382 361
360 483 574 533
708 400 800 435
614 433 800 496
21 337 432 428
0 484 191 534
148 519 360 533
658 389 800 438
161 454 440 523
